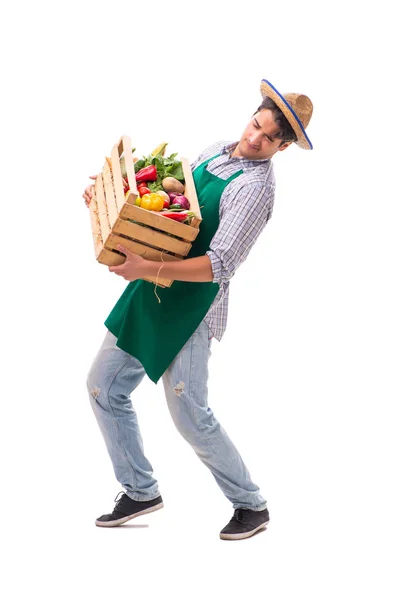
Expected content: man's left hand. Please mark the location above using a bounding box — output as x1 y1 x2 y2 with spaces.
109 245 147 281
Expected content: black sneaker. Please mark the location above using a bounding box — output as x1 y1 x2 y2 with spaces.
95 492 164 527
220 507 270 540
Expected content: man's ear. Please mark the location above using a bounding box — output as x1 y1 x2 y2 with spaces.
277 141 292 152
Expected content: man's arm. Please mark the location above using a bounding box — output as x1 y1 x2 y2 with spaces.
141 255 213 282
206 180 275 286
108 248 213 282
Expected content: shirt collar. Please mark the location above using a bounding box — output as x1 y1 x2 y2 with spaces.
221 142 240 155
221 141 271 166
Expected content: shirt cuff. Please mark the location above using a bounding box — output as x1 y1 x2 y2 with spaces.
206 250 222 285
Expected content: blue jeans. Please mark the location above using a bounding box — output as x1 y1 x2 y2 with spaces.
87 320 267 510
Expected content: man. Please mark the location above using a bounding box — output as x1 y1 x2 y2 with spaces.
83 78 313 540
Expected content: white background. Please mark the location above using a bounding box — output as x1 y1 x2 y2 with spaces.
1 1 399 598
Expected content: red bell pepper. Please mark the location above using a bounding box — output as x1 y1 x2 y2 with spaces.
136 165 157 182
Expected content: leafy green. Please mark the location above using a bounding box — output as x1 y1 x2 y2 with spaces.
166 161 184 180
147 180 164 193
134 157 146 172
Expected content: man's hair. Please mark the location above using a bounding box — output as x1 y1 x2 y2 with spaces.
255 97 297 146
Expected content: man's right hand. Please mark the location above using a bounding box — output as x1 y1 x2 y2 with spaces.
83 175 98 207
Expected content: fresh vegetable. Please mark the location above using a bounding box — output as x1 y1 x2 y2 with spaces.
137 182 149 194
161 212 188 222
151 142 168 157
138 186 151 196
162 177 185 194
168 195 190 210
136 165 157 183
167 192 183 203
134 151 185 193
155 190 170 208
136 193 164 212
160 210 196 223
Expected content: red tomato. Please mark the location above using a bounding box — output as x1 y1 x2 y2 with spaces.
138 186 151 197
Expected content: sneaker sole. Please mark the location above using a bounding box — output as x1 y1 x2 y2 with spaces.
219 520 269 540
95 501 164 528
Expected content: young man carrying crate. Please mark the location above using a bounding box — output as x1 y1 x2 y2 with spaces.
83 78 313 540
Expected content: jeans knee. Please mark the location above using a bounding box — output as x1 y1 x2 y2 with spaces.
89 384 101 402
86 365 103 403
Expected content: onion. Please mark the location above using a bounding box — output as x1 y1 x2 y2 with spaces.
169 195 190 210
167 192 182 203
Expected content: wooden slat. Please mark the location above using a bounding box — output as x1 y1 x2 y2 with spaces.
112 219 192 257
106 233 183 263
88 187 103 258
103 161 119 228
119 203 199 242
97 246 172 287
95 173 111 242
181 157 202 228
111 143 126 212
124 191 137 206
97 247 124 266
122 136 138 200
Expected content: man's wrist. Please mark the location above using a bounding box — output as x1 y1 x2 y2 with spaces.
142 259 160 279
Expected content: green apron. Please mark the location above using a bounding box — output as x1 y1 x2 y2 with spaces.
104 155 243 383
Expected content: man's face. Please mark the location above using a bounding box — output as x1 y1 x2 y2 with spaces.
232 108 292 160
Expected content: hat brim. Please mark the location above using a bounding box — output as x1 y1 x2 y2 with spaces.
260 79 313 150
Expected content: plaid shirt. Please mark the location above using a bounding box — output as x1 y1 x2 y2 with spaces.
191 141 276 341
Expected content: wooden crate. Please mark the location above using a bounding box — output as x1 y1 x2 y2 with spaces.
88 135 202 287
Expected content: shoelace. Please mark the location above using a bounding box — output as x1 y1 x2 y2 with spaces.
114 491 125 506
233 509 250 524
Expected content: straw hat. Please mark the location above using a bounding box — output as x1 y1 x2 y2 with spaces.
260 79 313 150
